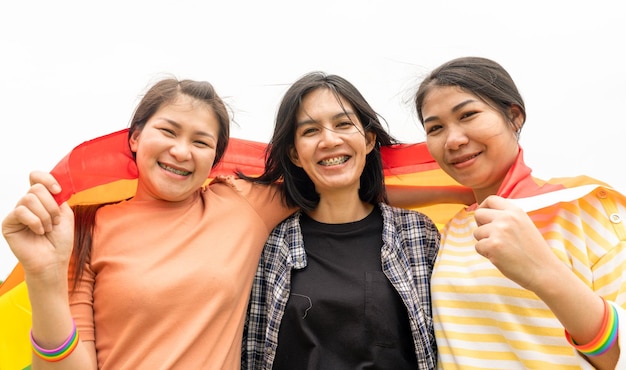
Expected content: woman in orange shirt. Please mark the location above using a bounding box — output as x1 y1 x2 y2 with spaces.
2 78 294 369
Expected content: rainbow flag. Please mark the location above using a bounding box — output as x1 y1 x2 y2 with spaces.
0 129 464 369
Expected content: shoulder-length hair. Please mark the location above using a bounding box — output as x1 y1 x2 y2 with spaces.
240 72 396 211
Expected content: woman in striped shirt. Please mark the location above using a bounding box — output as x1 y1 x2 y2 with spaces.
413 56 626 369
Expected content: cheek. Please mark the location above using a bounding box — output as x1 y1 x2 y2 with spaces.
198 150 217 169
292 141 314 161
426 137 443 162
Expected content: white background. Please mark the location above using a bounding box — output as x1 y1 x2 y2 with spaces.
1 1 625 280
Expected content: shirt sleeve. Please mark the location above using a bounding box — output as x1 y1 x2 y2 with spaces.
69 261 96 342
574 188 626 367
211 176 297 231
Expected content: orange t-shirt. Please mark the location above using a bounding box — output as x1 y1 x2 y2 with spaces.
70 178 293 369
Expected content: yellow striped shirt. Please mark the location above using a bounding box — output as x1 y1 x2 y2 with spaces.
432 185 626 369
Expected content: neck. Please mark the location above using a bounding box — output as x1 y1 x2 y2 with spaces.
306 192 374 224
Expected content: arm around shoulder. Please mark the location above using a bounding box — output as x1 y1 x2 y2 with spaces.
387 184 474 209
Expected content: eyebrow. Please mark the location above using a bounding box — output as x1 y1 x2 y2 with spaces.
423 99 476 124
296 111 357 127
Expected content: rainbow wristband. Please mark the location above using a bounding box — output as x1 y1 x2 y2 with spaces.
30 320 80 362
565 298 619 357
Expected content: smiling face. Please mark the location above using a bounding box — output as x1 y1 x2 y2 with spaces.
129 94 220 202
422 85 523 203
289 88 375 200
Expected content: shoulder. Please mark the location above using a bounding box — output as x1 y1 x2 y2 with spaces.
208 175 250 193
510 182 626 214
89 200 129 219
378 204 440 260
208 175 283 199
378 203 440 240
577 186 626 230
264 212 304 261
541 174 614 189
270 211 301 233
379 203 437 224
209 175 295 227
207 175 273 203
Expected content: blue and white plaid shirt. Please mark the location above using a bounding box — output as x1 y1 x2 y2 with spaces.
242 203 440 369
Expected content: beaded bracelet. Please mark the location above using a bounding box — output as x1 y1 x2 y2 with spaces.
30 320 80 362
564 297 619 357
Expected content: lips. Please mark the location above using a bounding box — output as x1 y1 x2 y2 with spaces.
318 155 350 166
158 162 192 176
449 152 480 165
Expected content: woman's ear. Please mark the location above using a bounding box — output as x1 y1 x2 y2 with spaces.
289 146 302 168
365 131 377 154
509 105 525 132
129 131 140 153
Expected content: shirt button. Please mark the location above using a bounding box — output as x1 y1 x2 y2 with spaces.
610 213 622 224
597 189 608 199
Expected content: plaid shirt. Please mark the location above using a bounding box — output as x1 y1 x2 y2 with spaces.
242 203 440 369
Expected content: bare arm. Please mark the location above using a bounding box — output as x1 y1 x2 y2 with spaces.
2 171 97 370
387 184 475 208
473 196 619 369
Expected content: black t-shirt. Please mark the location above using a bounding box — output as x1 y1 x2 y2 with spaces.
273 208 418 369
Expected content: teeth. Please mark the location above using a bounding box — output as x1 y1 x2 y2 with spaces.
319 156 349 166
159 163 191 176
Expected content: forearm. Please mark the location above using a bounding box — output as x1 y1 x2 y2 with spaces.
387 184 474 208
26 273 96 370
534 265 619 369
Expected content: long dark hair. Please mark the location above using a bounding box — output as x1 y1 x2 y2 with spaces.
239 72 396 211
70 78 230 291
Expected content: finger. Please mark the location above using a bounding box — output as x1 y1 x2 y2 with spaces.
473 223 488 241
474 238 490 259
29 183 63 226
474 207 502 227
473 224 505 260
29 171 61 195
9 203 47 235
477 195 508 210
16 188 61 233
473 221 499 242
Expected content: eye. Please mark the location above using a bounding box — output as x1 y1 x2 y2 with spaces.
193 140 209 148
159 127 176 137
460 110 478 120
337 121 353 128
336 121 358 132
194 138 216 149
425 124 442 135
299 125 320 136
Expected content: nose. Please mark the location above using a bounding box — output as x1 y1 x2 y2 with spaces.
444 125 468 151
319 126 343 147
169 140 192 160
